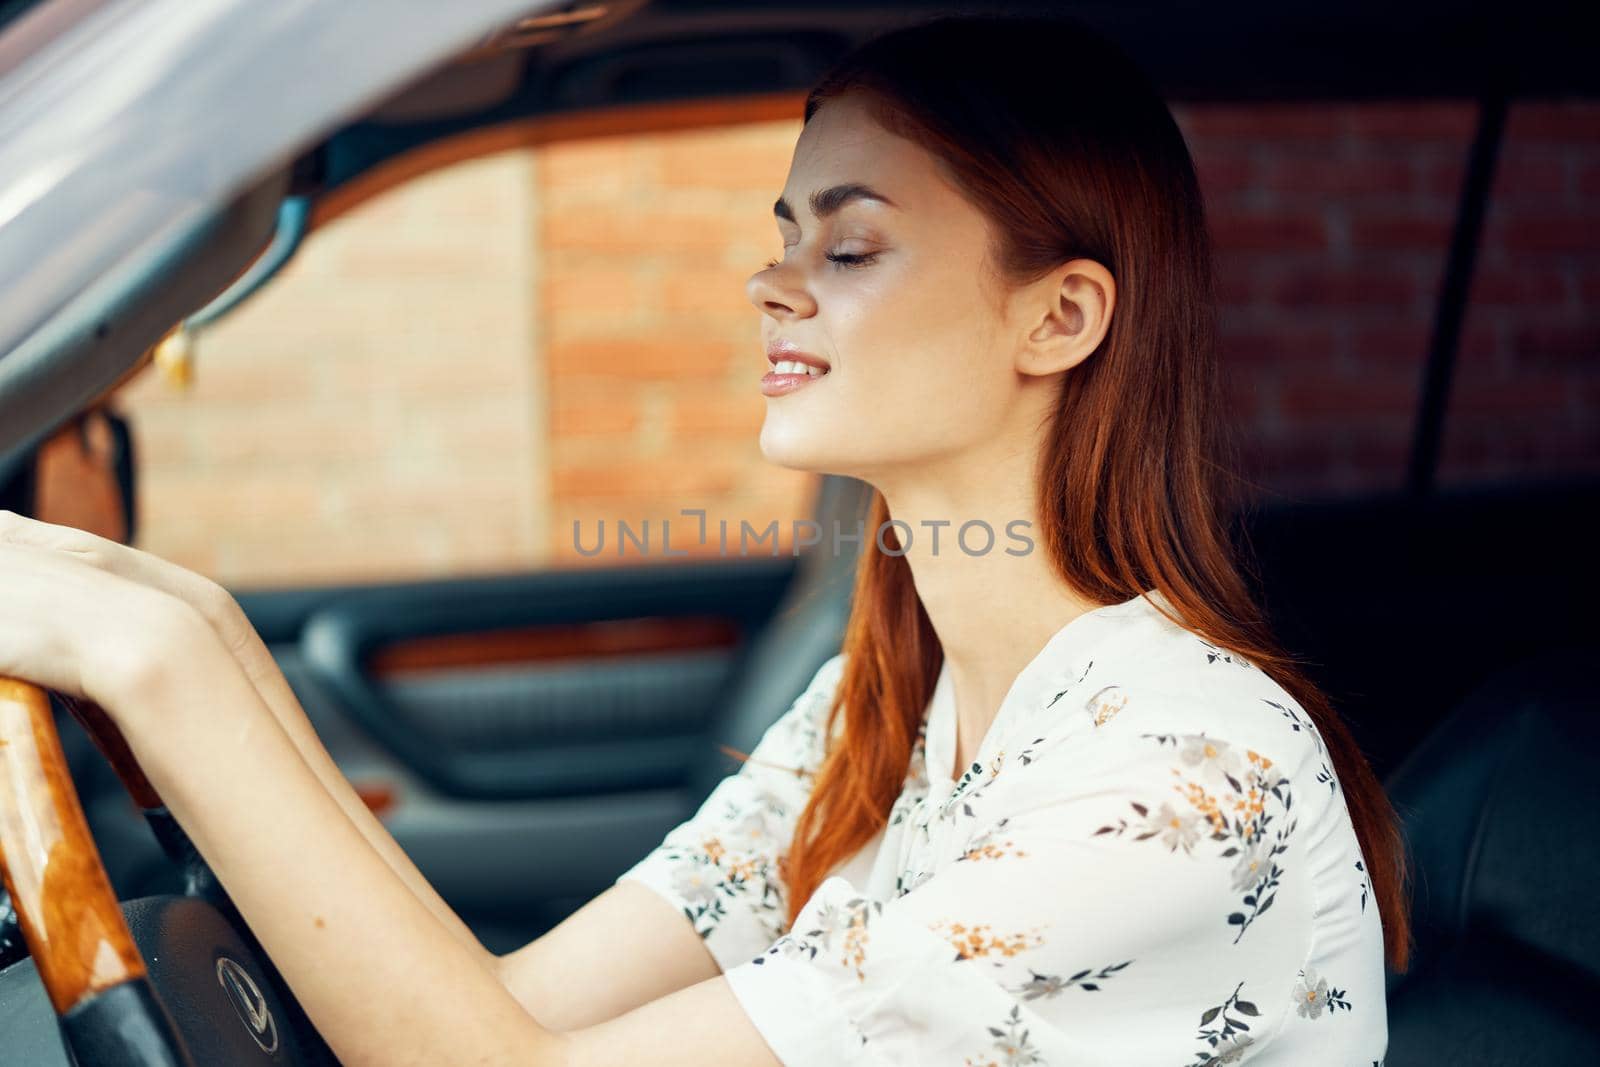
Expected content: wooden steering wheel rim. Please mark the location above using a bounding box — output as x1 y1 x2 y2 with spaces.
0 678 146 1015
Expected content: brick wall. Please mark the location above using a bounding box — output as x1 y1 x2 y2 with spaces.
1434 104 1599 486
117 101 1596 588
121 149 549 586
537 121 817 567
1186 99 1598 498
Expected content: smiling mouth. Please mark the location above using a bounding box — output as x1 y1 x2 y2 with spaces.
760 362 830 396
769 360 829 378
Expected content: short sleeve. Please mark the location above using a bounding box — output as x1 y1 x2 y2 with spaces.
616 652 846 971
720 707 1315 1067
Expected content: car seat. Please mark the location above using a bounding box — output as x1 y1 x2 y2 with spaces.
1382 645 1600 1064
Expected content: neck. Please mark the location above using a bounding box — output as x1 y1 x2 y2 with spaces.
871 454 1103 783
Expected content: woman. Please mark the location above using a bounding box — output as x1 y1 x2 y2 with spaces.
0 12 1410 1066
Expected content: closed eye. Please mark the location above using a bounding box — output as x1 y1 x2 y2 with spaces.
825 251 878 269
761 251 880 270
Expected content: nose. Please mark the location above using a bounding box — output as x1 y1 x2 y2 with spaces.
746 260 817 319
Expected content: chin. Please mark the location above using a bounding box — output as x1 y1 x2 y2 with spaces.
757 434 822 472
758 418 841 474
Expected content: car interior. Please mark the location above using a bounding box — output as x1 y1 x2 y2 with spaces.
0 2 1595 1064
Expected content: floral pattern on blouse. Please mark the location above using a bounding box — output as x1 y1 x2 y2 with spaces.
757 892 883 981
1292 965 1353 1020
1187 979 1263 1065
617 590 1389 1065
624 653 843 952
964 1004 1046 1067
1091 731 1296 944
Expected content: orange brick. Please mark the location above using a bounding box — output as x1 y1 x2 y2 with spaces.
171 356 323 406
188 412 390 468
669 393 766 438
408 409 534 462
334 235 523 280
138 475 323 529
552 456 742 500
325 353 529 397
1178 102 1348 140
662 268 757 316
544 209 754 255
553 396 643 437
549 434 645 470
538 137 656 190
657 134 791 189
548 338 737 380
546 269 658 316
326 472 527 517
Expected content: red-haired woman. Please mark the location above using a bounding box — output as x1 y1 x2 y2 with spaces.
0 13 1409 1066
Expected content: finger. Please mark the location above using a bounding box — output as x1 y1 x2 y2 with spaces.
0 508 156 580
0 543 97 696
0 542 191 702
0 509 111 565
0 511 229 638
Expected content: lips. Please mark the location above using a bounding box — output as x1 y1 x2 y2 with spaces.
761 345 831 397
769 359 828 378
766 342 831 372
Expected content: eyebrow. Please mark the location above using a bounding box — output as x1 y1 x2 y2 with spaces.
773 182 898 223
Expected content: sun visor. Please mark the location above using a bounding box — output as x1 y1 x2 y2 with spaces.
0 0 558 456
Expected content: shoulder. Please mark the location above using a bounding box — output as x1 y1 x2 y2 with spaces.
1060 606 1329 789
798 650 848 720
749 651 849 770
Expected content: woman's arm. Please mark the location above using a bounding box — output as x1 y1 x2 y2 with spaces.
194 587 742 1033
205 585 495 961
0 515 774 1049
497 881 721 1030
107 606 781 1066
503 651 849 1033
1 521 556 1064
105 606 562 1064
0 510 489 962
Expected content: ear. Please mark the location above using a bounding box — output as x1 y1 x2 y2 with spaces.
1015 258 1115 379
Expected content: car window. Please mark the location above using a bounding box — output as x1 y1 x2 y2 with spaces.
1177 97 1597 501
116 119 820 589
114 98 1595 588
1436 101 1598 488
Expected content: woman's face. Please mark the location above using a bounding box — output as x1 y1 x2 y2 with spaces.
745 93 1029 485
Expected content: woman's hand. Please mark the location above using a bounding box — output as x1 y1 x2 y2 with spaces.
0 509 570 1064
0 507 281 722
0 523 205 711
0 507 497 961
0 508 249 662
0 508 768 1065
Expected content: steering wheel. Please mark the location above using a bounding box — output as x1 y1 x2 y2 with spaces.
0 678 339 1065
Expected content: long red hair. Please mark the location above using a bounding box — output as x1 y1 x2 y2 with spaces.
757 14 1412 973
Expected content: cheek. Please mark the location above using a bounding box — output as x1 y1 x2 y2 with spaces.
759 262 1013 472
833 266 1000 401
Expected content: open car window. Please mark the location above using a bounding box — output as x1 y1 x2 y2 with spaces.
116 122 820 589
1436 104 1597 488
112 95 1600 590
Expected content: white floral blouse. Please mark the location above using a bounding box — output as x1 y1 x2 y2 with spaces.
617 589 1388 1065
